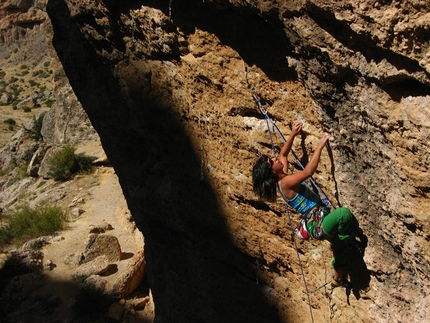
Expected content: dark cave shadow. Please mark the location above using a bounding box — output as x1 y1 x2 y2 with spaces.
47 0 283 322
0 268 152 323
347 242 371 300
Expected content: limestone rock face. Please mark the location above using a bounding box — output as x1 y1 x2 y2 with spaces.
40 84 99 145
46 1 430 323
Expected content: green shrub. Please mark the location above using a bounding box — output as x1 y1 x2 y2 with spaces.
37 181 46 188
0 203 68 246
48 145 96 181
44 99 55 108
0 228 13 246
4 118 16 125
23 106 31 113
15 161 29 180
28 79 38 87
20 64 28 69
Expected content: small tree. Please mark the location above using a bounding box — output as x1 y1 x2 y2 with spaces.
4 118 16 130
30 114 43 140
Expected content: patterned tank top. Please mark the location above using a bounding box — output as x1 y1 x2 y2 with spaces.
279 182 321 214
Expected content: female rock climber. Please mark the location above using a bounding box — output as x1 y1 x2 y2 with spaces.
252 121 364 288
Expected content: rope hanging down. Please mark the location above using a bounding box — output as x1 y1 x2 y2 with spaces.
251 87 331 209
285 206 315 323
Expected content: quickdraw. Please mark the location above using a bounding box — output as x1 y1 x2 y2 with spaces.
296 206 329 240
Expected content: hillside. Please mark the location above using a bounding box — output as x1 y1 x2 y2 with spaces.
0 1 153 322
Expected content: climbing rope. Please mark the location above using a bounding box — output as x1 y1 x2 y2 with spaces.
285 206 315 322
130 19 135 46
307 277 333 295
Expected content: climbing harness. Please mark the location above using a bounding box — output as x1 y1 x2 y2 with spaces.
277 182 328 241
252 87 334 323
302 206 330 240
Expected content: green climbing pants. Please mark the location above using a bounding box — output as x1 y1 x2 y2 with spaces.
321 207 359 269
322 207 358 241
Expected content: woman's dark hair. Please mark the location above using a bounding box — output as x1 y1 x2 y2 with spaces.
252 155 278 201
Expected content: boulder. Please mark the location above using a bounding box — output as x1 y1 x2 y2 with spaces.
64 252 84 266
0 93 13 104
20 235 63 251
37 146 61 179
83 233 122 263
72 254 110 279
106 249 145 298
27 145 48 177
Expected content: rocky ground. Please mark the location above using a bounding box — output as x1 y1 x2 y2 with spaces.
0 140 154 323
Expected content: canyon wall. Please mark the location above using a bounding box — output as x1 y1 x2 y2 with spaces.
46 1 430 322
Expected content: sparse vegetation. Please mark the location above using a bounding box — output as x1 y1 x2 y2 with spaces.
4 118 16 131
15 161 29 180
28 79 39 87
48 145 96 181
4 118 16 125
0 203 68 247
37 180 46 188
44 99 55 107
24 114 44 141
9 83 22 98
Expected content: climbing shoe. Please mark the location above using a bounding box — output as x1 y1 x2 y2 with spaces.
331 279 352 289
